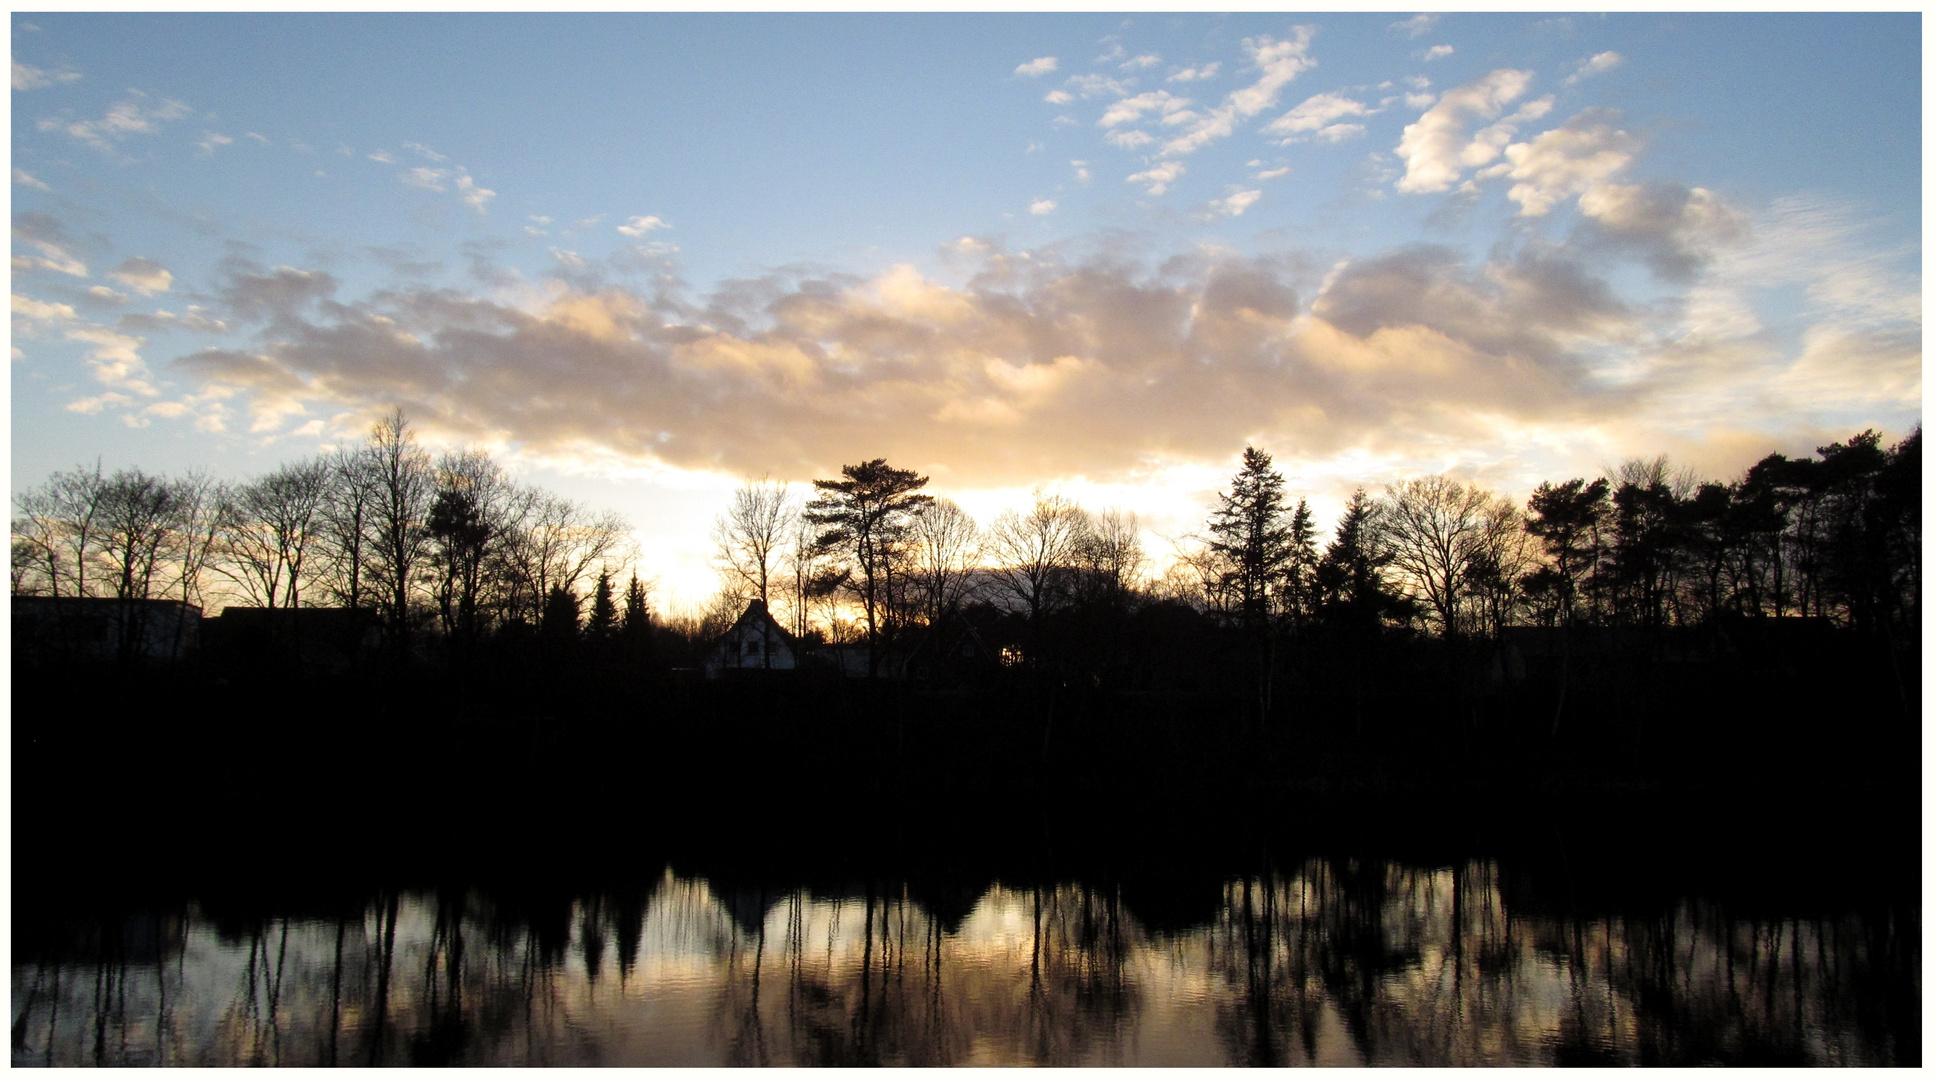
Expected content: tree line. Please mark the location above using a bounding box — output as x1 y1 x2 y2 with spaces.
12 413 1917 682
11 410 640 653
701 427 1919 665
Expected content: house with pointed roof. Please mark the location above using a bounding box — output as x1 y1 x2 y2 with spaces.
704 599 800 675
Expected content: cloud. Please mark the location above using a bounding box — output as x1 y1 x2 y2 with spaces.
1420 45 1454 61
1098 90 1191 128
1064 73 1133 99
1126 160 1185 195
1072 160 1091 183
1255 166 1290 180
1168 62 1220 83
245 131 269 145
110 257 174 295
1265 91 1369 141
1120 54 1161 72
401 167 448 192
13 168 51 191
1159 28 1317 158
12 211 88 277
618 215 671 236
12 60 79 90
1202 189 1263 218
197 131 233 153
1043 89 1074 105
12 292 78 325
37 90 190 154
1563 51 1623 86
1393 68 1536 193
1105 129 1155 150
402 141 446 162
1390 14 1438 39
368 150 396 163
1030 199 1057 215
453 169 495 212
1494 108 1637 215
66 325 159 397
1014 56 1058 77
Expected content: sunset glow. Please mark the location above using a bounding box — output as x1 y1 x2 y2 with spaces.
11 14 1920 611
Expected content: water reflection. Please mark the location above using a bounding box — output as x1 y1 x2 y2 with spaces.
12 861 1915 1066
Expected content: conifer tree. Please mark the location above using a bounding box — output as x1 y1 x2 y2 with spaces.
586 569 618 640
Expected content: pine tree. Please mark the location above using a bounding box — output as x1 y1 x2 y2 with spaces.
1206 446 1294 629
586 570 618 640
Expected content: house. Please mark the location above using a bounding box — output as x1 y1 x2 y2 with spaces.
199 606 384 675
12 596 201 665
704 600 800 675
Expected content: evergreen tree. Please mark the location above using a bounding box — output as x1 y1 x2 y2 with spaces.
621 574 651 636
541 583 580 640
586 569 618 640
1206 446 1294 629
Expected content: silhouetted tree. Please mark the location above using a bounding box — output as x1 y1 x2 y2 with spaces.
586 570 619 641
219 457 329 610
987 491 1090 642
1206 447 1296 631
804 459 933 677
541 584 580 641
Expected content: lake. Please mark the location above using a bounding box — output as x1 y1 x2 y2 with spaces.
12 849 1918 1066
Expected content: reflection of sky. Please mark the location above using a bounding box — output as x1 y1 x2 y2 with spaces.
10 864 1903 1066
9 14 1921 613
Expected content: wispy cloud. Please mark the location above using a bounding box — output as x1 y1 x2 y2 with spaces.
401 167 448 192
453 169 495 212
1389 14 1438 39
1201 189 1262 217
617 215 671 236
13 168 52 191
1126 160 1184 195
1158 28 1317 158
1265 91 1370 142
1030 199 1057 215
37 90 190 154
1563 51 1623 86
12 60 80 90
402 141 447 162
12 212 88 278
1014 56 1058 77
1420 44 1454 62
197 131 233 153
1168 62 1220 83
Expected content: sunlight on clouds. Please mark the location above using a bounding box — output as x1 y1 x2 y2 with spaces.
1394 69 1533 193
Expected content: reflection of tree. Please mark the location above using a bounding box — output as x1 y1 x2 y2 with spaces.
8 869 1914 1066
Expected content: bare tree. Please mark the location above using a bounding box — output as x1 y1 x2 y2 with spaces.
365 410 436 640
499 491 632 625
427 449 517 641
218 457 330 609
1374 475 1518 637
1075 507 1146 609
908 497 981 626
315 444 384 612
12 462 109 597
713 478 795 608
985 491 1092 631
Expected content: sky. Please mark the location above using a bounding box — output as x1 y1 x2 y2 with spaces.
10 13 1923 611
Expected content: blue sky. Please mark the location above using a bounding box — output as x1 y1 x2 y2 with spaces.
11 13 1923 608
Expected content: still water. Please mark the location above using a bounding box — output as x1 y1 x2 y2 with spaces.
12 859 1917 1066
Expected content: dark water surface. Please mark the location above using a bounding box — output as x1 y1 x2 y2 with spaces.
12 830 1919 1066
